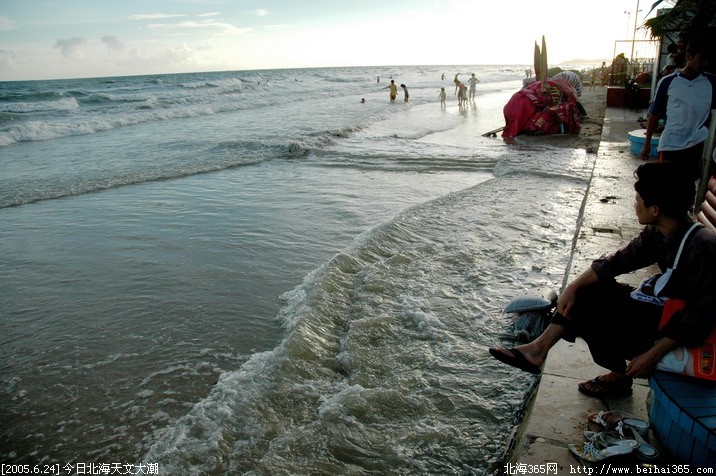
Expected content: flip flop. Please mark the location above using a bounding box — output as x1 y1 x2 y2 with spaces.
578 376 633 398
587 410 649 438
583 430 639 450
568 440 633 463
619 423 660 462
488 347 541 375
584 426 659 462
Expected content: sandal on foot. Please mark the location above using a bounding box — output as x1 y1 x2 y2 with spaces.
488 347 541 375
578 376 632 398
568 440 633 463
587 410 649 437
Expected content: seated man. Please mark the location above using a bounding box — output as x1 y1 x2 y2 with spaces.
490 162 716 397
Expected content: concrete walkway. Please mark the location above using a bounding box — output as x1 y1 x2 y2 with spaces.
505 105 660 469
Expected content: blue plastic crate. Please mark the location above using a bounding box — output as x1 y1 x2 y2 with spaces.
649 372 716 466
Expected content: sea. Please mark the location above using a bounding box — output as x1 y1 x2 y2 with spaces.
1 65 597 475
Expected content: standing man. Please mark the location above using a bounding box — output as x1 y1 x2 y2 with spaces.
600 62 608 86
468 73 480 101
384 79 398 103
641 38 716 180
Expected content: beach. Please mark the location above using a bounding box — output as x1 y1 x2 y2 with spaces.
1 66 606 474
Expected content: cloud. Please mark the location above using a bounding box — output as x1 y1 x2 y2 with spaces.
164 42 199 65
123 41 202 70
54 37 87 59
0 49 20 69
102 35 124 52
129 13 187 21
249 9 269 17
147 20 250 36
262 24 288 31
0 16 15 31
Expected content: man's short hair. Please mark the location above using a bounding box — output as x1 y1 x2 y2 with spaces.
634 162 695 218
686 35 714 64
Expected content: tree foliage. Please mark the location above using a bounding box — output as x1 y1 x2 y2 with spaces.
644 0 716 45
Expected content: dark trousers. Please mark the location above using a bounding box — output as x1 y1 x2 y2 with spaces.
658 142 704 181
551 280 663 373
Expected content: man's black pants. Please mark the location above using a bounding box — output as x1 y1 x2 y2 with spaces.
551 279 663 373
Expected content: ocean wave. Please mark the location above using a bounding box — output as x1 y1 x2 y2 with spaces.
141 195 469 472
492 146 593 183
0 91 318 147
0 102 216 147
315 147 498 173
0 118 116 145
0 130 377 208
179 78 245 89
212 139 318 160
84 92 159 104
0 154 268 209
0 67 525 148
0 89 66 101
0 117 387 208
319 76 358 83
141 173 588 473
286 141 311 157
0 97 80 114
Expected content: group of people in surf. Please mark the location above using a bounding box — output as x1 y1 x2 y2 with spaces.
379 72 480 108
452 73 480 107
382 79 409 103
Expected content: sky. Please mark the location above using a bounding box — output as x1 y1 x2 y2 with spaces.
0 0 659 81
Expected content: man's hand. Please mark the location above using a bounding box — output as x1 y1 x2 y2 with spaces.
626 337 680 378
626 350 660 378
557 268 600 318
640 142 652 160
556 285 578 318
640 115 660 160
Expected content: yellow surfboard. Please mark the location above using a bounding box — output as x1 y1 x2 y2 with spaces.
540 36 548 86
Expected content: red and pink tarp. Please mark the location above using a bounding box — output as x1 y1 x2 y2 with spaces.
502 79 581 138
